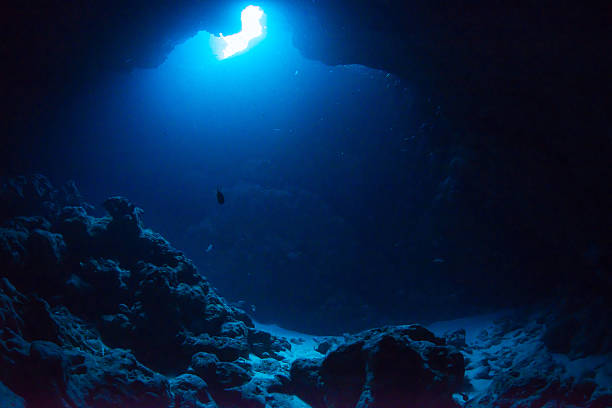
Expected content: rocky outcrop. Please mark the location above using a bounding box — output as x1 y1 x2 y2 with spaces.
0 279 172 408
462 312 612 408
2 175 610 408
542 298 612 359
0 175 288 407
0 175 470 408
285 325 464 408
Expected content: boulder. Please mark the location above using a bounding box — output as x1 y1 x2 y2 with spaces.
170 374 215 407
289 325 464 408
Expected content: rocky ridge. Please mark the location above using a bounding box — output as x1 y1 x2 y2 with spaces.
0 175 465 407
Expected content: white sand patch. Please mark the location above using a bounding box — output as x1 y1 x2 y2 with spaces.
253 321 336 362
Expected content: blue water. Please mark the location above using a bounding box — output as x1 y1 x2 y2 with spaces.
35 8 441 333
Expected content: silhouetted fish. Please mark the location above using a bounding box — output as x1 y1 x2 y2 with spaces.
216 185 225 204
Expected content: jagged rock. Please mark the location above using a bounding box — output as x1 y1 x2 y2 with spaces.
182 333 250 363
65 259 130 317
1 278 174 407
3 191 260 375
289 325 463 408
0 176 301 407
247 328 291 360
251 357 282 375
191 352 220 379
314 339 334 355
170 374 215 407
0 279 59 343
98 313 135 348
19 296 60 342
55 206 107 256
0 175 56 222
464 312 612 408
444 328 467 349
0 218 67 294
0 329 30 396
0 175 91 224
27 341 68 404
287 358 324 407
26 229 65 266
70 348 172 408
212 362 252 389
0 228 29 270
320 341 366 408
189 353 259 407
103 196 144 229
220 321 249 338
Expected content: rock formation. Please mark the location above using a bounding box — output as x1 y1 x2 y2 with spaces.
0 175 470 407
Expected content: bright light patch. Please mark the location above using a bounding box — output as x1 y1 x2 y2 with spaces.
211 5 266 59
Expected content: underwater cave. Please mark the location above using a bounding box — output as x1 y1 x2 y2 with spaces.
1 1 610 407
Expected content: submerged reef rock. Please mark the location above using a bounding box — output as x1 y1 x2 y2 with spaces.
1 175 610 408
462 312 612 408
284 325 464 408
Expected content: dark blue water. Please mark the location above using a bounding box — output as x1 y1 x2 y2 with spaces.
27 8 464 333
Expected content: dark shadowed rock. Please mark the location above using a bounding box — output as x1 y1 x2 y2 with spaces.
0 177 301 407
0 279 59 343
103 196 145 237
289 325 463 408
65 258 130 316
220 321 249 338
68 348 172 408
445 328 467 349
0 176 91 224
191 352 220 380
248 328 291 360
26 229 65 267
19 296 60 342
314 337 338 355
213 362 252 389
55 206 108 256
182 333 249 363
170 374 215 407
0 217 67 295
0 176 56 222
0 228 29 272
27 341 68 402
189 353 258 407
287 358 325 408
321 339 367 408
464 312 612 408
543 298 612 359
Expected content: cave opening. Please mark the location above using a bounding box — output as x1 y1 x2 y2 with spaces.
210 5 267 59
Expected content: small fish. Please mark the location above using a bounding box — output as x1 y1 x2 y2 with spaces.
206 244 213 253
432 258 445 263
216 185 225 204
